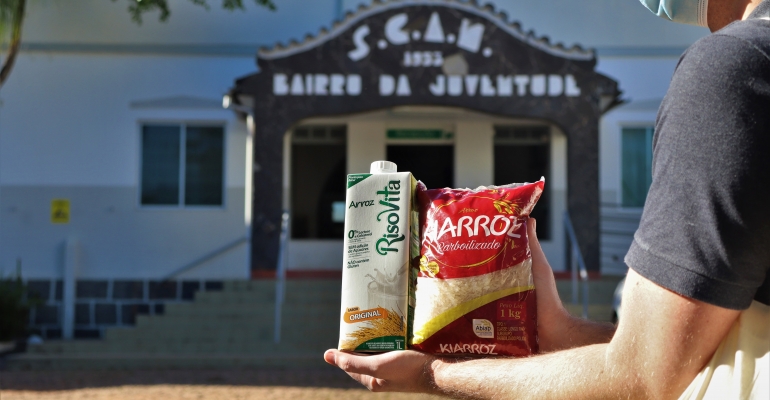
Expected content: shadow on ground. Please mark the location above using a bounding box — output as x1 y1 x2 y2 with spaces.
0 366 362 391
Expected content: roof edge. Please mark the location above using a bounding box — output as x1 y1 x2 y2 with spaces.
258 0 594 62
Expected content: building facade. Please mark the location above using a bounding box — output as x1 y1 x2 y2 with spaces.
0 0 707 338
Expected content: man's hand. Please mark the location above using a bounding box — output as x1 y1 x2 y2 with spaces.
324 217 741 398
324 218 614 394
323 349 439 393
526 217 575 352
528 218 616 351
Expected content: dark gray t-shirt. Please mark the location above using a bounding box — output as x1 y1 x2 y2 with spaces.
625 2 770 310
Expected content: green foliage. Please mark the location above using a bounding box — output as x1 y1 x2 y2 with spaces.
112 0 277 25
0 274 41 341
0 0 25 44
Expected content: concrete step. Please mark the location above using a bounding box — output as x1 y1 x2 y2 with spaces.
103 327 272 342
9 278 618 371
223 279 341 293
101 327 338 343
114 315 337 335
192 291 341 305
161 303 339 317
34 343 334 355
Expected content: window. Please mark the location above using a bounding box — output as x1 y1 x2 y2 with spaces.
140 124 224 206
291 126 347 239
621 127 654 208
494 126 551 240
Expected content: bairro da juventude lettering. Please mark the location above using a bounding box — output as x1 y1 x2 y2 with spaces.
271 10 581 98
272 73 581 98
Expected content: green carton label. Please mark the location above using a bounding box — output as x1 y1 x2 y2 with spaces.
347 174 372 188
355 336 406 351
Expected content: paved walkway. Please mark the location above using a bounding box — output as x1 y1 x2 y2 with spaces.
0 368 439 399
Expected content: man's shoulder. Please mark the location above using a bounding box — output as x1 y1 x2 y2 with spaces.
719 16 770 53
672 20 770 86
686 18 770 63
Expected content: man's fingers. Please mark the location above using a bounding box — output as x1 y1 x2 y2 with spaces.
528 218 555 282
324 349 380 375
324 349 435 393
527 217 556 290
527 218 547 266
325 350 392 391
323 349 336 365
526 217 573 352
343 371 376 390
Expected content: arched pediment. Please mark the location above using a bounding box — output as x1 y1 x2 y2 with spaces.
235 0 620 124
232 0 620 273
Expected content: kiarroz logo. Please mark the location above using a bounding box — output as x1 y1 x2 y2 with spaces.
473 319 494 339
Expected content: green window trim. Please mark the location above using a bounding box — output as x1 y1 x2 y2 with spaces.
621 127 654 208
140 123 225 207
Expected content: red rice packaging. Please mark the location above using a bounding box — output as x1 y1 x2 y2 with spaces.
411 179 544 356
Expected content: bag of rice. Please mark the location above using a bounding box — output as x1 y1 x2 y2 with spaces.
411 179 544 356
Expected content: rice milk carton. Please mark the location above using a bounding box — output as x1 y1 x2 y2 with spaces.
338 161 418 352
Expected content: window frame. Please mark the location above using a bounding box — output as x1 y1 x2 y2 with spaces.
619 125 654 210
137 120 228 210
289 125 348 240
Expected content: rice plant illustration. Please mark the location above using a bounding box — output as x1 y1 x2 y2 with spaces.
342 308 405 349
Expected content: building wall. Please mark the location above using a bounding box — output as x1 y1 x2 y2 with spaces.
0 0 707 280
0 54 253 279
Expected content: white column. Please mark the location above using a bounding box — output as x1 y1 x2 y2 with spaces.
454 121 493 188
540 127 567 271
62 238 80 340
347 121 385 174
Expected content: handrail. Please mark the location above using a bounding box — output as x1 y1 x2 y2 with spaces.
563 211 589 319
162 236 249 281
274 210 290 344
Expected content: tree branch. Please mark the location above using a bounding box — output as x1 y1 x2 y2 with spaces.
0 0 25 89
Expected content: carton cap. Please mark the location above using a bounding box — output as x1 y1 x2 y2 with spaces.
370 161 397 174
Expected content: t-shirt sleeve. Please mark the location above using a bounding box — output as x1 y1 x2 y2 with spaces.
625 33 770 310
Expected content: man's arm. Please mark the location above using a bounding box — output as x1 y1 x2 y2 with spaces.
326 268 740 399
526 218 615 352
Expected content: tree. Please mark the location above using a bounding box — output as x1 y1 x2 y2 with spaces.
0 0 25 88
113 0 276 24
0 0 276 90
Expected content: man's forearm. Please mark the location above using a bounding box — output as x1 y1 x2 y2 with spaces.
426 270 739 400
539 308 616 352
430 343 635 400
327 269 738 399
557 314 616 351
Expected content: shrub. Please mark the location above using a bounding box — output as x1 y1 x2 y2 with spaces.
0 275 41 342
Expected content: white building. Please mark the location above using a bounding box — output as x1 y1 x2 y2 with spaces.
0 0 707 339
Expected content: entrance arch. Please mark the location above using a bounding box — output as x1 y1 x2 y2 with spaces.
230 0 621 272
282 107 568 272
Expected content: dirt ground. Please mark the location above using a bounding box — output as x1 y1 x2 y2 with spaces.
0 368 441 400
